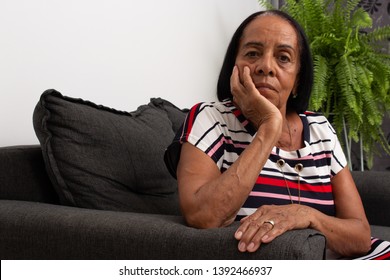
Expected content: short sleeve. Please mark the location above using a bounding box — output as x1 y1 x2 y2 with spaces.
164 101 245 178
164 102 227 178
329 126 348 176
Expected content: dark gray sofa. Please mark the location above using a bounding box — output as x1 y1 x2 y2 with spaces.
0 90 389 260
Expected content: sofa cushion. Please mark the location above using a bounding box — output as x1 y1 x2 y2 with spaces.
33 89 184 215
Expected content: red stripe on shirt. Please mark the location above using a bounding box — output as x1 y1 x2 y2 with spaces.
184 103 201 141
256 176 332 193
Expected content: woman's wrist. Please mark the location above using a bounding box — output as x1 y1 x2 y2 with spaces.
256 115 282 142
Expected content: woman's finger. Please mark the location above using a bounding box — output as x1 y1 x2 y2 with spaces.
230 66 244 96
241 66 257 92
236 217 276 252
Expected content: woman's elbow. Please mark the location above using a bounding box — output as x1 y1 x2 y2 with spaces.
358 222 372 254
360 227 372 254
349 236 372 257
183 210 235 229
342 224 372 257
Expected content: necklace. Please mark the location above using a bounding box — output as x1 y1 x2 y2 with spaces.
276 158 303 204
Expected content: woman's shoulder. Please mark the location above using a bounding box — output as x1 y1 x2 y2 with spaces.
302 111 328 121
188 100 236 116
190 100 234 110
302 111 334 128
301 111 338 140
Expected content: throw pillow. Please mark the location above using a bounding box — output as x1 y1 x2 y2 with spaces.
33 89 184 215
150 97 189 133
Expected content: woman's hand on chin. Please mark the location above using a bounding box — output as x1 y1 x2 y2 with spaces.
230 66 282 132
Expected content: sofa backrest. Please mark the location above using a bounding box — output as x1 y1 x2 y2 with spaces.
352 171 390 227
0 145 60 204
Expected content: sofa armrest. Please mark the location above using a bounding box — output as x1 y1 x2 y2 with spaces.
0 200 325 260
0 145 59 203
352 171 390 227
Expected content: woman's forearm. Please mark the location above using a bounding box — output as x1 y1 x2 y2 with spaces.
178 118 282 229
309 208 371 256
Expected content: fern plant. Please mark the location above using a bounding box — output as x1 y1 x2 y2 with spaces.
259 0 390 169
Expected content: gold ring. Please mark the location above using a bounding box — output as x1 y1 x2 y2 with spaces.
264 220 275 229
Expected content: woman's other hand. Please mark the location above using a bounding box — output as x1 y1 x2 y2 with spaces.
234 204 312 252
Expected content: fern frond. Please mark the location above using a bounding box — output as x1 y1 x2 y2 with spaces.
345 0 362 15
366 53 390 97
336 56 360 114
363 26 390 43
281 0 301 17
310 55 329 110
257 0 274 10
301 0 328 38
362 89 381 126
350 7 372 29
329 0 349 37
356 64 381 127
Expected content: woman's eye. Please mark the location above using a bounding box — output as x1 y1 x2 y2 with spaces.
279 54 291 63
245 51 259 58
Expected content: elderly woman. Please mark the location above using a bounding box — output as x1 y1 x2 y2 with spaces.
165 10 388 259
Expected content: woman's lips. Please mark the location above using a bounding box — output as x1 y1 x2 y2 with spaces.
255 83 276 93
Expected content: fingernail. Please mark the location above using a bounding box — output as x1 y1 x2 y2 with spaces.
238 242 246 252
247 242 255 251
262 235 269 242
235 231 242 239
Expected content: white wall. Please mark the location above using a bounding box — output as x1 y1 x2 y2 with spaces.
0 0 261 146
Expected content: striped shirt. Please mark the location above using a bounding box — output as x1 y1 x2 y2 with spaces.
176 100 347 218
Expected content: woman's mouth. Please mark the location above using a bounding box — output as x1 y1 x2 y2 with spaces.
255 83 276 93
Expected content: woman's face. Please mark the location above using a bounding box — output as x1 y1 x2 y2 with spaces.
235 14 300 112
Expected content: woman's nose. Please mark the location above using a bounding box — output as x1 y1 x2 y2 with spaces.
255 55 275 76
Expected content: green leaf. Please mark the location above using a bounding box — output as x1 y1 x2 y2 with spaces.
310 55 329 110
350 7 372 29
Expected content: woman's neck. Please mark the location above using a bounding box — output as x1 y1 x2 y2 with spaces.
276 111 303 151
